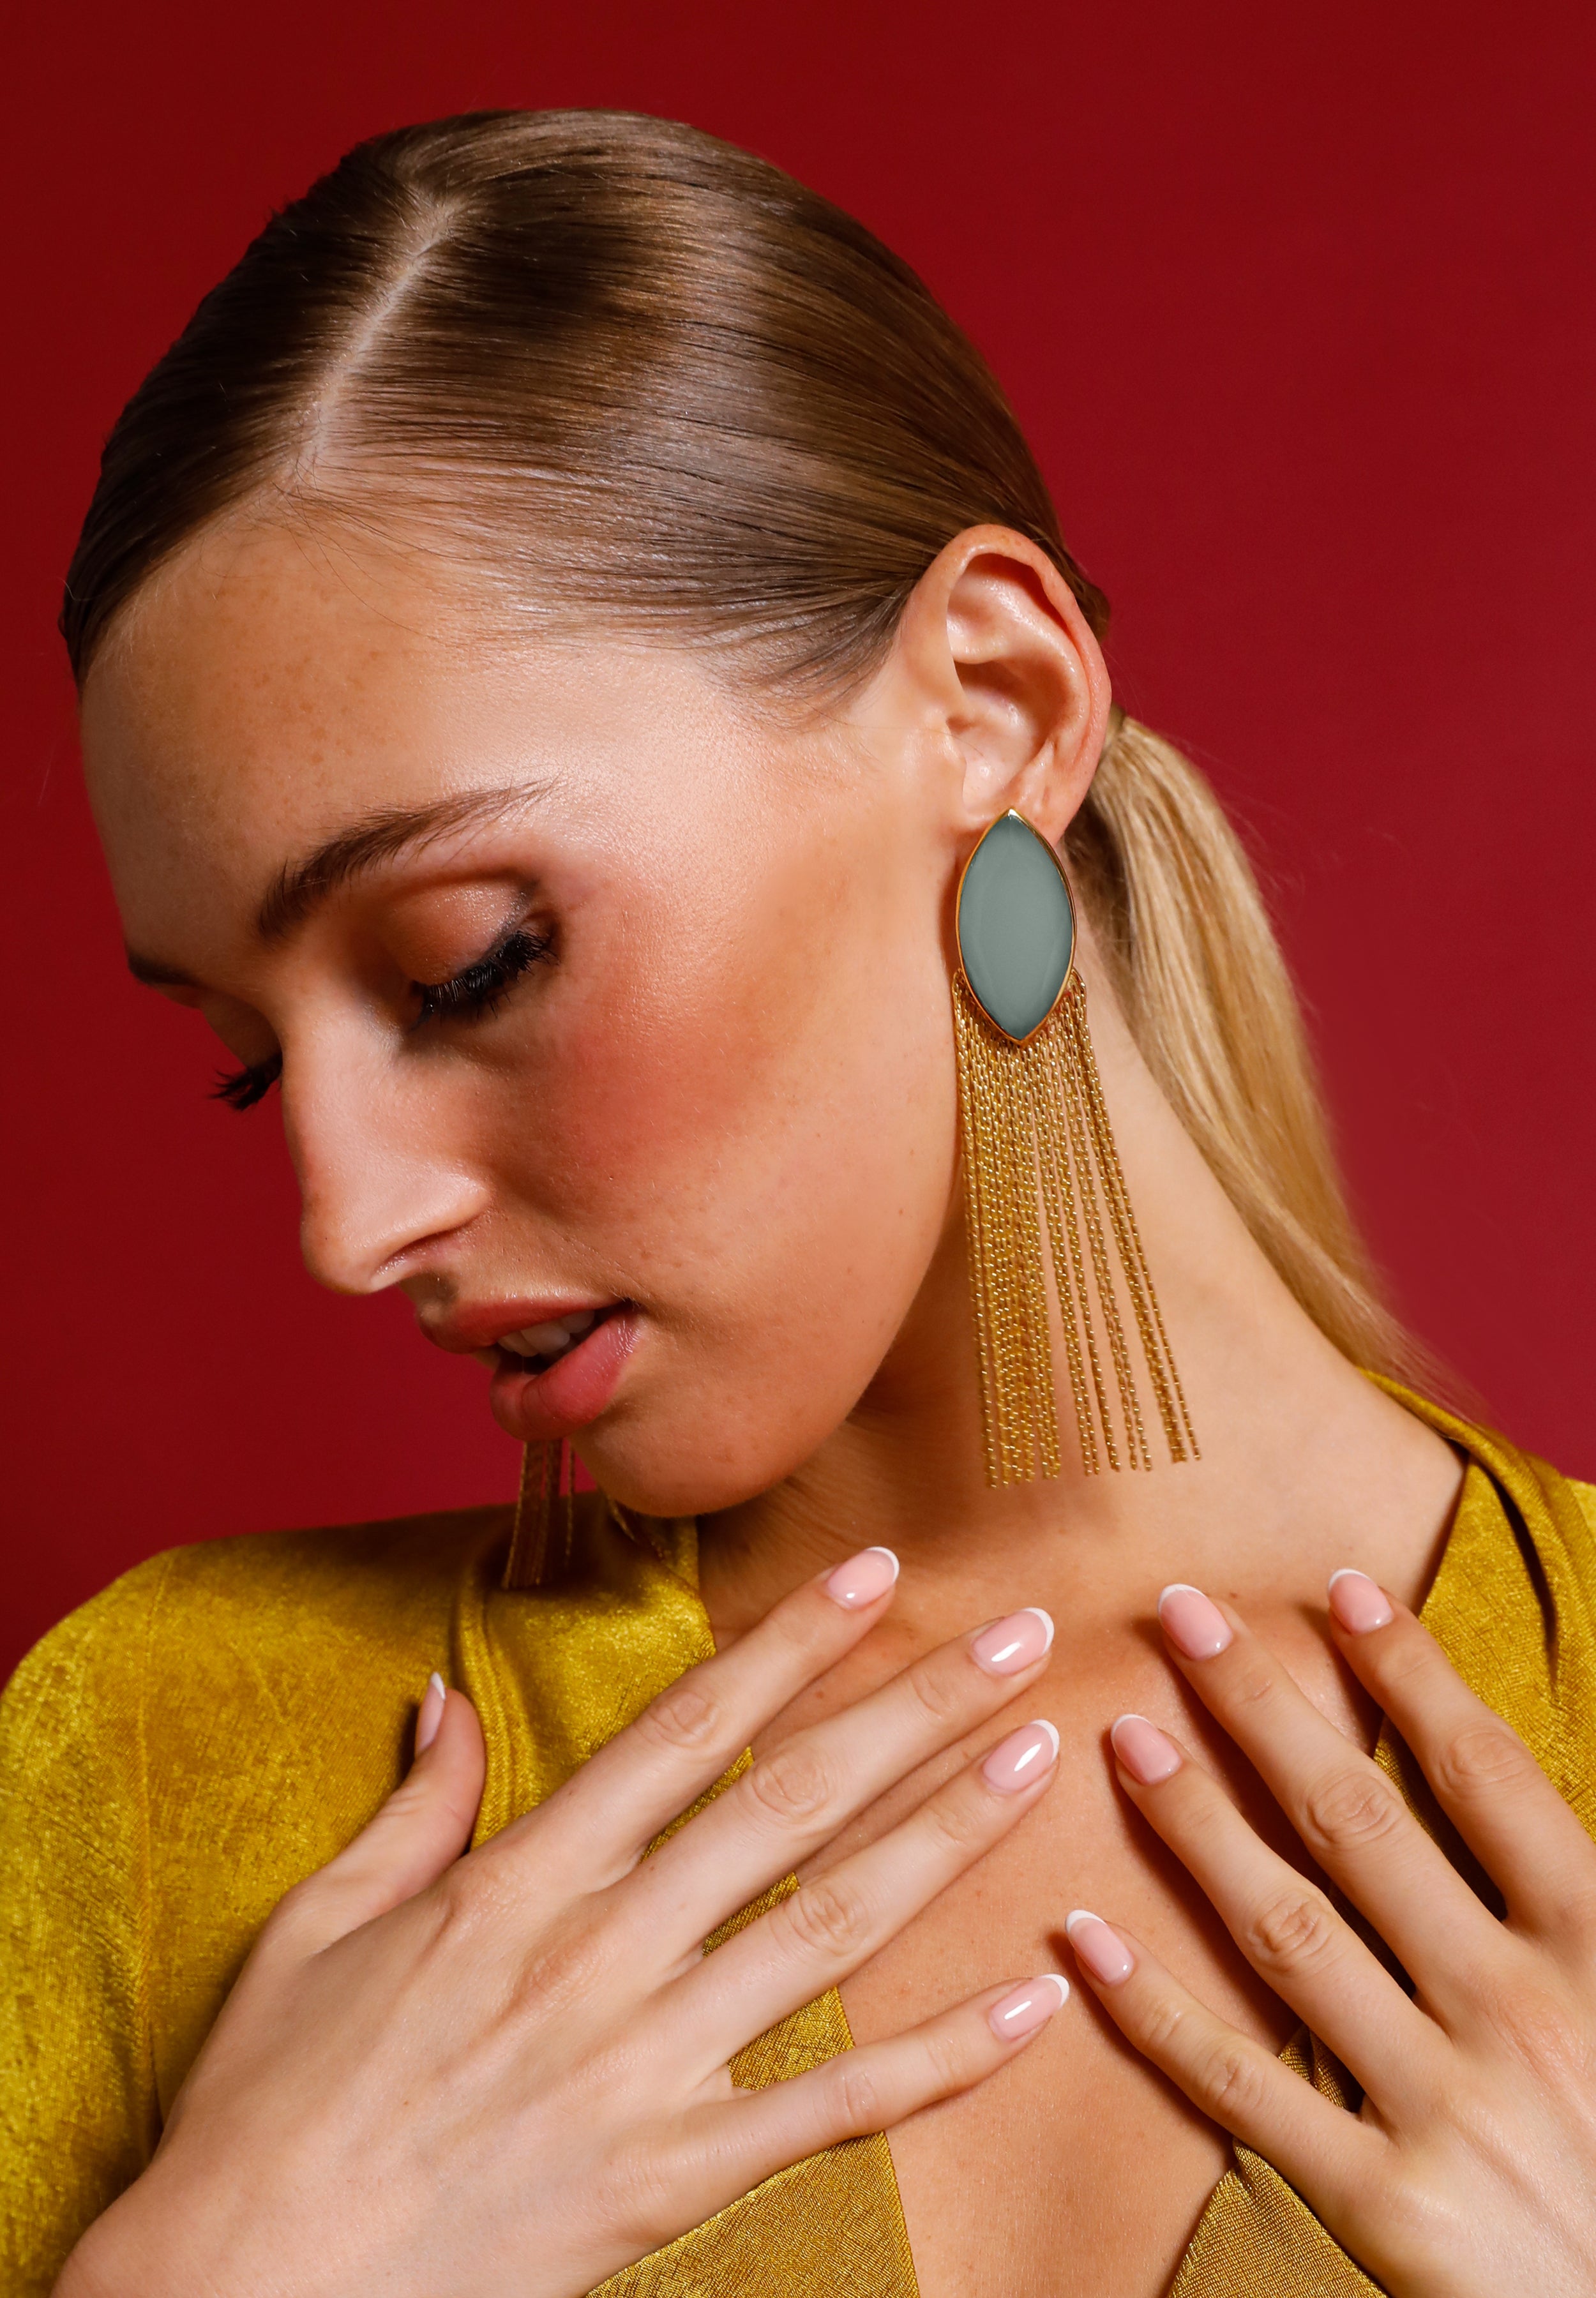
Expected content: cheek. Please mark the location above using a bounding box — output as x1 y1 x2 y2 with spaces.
505 878 960 1365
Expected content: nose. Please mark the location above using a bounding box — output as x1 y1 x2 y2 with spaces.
285 1043 491 1296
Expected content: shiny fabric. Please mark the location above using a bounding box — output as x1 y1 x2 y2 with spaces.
3 1392 1592 2295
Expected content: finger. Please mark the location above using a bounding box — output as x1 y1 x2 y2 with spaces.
492 1547 906 1884
262 1677 486 1959
686 1973 1069 2205
1154 1582 1499 1998
1065 1909 1383 2225
1106 1712 1438 2106
1327 1570 1596 1940
659 1720 1060 2073
619 1605 1057 1959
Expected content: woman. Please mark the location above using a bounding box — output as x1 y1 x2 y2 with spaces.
6 108 1595 2298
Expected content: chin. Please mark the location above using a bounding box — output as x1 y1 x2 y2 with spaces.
571 1383 853 1520
572 1426 801 1521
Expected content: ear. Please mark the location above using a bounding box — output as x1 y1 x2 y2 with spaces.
891 524 1111 845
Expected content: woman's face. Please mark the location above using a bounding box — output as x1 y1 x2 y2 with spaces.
81 520 972 1514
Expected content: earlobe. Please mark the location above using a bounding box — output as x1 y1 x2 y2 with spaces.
898 526 1111 845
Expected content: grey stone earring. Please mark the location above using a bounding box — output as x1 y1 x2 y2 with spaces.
957 809 1077 1043
952 810 1198 1480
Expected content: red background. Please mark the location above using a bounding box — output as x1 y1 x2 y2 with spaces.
6 1 1594 1681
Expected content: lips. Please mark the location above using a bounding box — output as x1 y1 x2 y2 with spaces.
419 1291 638 1445
486 1305 638 1443
426 1296 619 1356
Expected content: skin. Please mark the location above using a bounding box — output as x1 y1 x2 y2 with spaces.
66 507 1594 2295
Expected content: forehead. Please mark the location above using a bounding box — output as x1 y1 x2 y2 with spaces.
77 518 756 949
83 520 528 846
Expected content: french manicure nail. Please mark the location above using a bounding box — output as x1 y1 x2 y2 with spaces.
1328 1568 1394 1634
416 1671 447 1755
988 1972 1069 2039
1066 1909 1136 1986
982 1718 1060 1794
1110 1712 1183 1785
824 1546 900 1609
971 1607 1055 1676
1157 1582 1233 1660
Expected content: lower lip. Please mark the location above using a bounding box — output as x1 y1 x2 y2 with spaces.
488 1309 638 1443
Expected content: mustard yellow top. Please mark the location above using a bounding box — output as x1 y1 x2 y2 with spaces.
4 1392 1595 2297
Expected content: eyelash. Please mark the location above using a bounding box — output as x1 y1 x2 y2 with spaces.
410 924 553 1028
211 925 553 1113
212 1054 283 1112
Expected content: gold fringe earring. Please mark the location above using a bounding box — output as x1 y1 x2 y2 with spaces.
503 1437 578 1589
953 811 1197 1483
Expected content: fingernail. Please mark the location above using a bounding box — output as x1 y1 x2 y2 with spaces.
824 1547 900 1608
1110 1712 1183 1785
988 1971 1069 2039
982 1718 1060 1793
1066 1909 1135 1986
416 1671 447 1755
1328 1568 1394 1634
971 1607 1055 1676
1157 1583 1233 1660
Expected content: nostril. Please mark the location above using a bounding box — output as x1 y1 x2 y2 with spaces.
296 1179 493 1298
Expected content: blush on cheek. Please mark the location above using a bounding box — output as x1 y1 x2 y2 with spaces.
534 918 810 1222
533 1006 719 1215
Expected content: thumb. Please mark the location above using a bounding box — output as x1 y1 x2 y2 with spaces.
267 1676 487 1957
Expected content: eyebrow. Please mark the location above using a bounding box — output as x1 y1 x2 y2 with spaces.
255 784 552 943
124 782 553 984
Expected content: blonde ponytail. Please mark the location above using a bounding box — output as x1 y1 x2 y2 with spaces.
1067 709 1424 1382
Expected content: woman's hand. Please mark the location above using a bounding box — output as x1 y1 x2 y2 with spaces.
58 1549 1065 2298
1066 1572 1596 2297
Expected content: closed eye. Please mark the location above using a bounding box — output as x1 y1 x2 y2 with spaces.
212 926 554 1113
411 925 553 1027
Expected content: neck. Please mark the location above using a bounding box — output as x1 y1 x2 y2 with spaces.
698 953 1462 1644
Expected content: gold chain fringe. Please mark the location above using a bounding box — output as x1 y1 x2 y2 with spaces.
953 972 1198 1483
504 1438 578 1590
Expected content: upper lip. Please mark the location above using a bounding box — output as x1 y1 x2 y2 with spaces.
421 1298 619 1355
